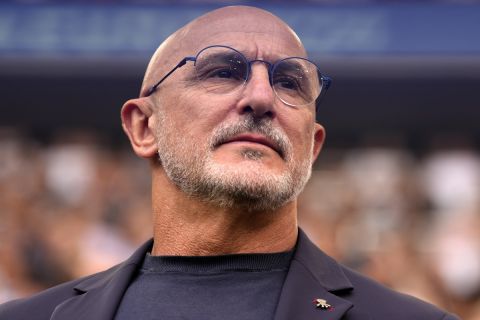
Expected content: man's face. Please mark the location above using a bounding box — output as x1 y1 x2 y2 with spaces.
150 10 324 212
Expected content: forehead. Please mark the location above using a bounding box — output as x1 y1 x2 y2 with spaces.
181 12 306 60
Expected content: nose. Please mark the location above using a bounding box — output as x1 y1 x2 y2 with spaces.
237 63 276 119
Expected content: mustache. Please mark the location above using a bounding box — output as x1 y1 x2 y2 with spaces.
210 115 291 159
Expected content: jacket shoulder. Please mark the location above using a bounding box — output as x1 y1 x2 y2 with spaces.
0 239 152 320
294 229 460 319
341 266 460 320
0 267 116 320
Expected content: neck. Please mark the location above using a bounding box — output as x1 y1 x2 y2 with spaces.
150 169 298 256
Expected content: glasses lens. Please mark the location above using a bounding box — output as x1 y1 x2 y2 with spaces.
193 46 248 94
272 57 322 107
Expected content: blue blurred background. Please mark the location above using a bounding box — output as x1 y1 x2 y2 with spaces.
1 0 480 142
1 1 480 318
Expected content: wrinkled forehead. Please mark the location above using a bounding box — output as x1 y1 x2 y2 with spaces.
181 11 306 60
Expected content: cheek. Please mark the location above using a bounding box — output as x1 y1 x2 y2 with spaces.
294 129 315 159
161 90 202 131
185 91 238 125
280 112 316 155
161 90 237 141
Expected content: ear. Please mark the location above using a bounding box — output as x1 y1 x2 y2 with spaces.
121 98 158 159
312 123 326 162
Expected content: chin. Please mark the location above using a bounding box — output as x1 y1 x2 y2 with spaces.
196 161 298 211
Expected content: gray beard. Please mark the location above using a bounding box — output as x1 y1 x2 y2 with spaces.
155 113 313 212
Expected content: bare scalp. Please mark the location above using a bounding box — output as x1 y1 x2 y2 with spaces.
141 6 305 97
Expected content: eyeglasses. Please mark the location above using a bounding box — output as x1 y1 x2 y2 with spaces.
143 45 331 108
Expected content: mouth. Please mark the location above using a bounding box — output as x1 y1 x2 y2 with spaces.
219 133 284 158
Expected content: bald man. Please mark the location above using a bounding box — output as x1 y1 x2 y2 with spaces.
0 6 460 320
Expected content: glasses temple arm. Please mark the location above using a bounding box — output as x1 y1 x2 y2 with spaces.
145 56 196 97
315 75 332 112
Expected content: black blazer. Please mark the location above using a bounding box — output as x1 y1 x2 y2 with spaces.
0 229 460 320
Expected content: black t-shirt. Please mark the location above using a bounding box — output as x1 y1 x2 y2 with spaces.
114 249 293 320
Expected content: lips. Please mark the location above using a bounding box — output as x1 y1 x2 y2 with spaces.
220 133 283 157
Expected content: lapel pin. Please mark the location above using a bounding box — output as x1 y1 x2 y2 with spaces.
314 298 332 310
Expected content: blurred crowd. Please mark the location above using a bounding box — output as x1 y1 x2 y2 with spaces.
0 129 479 319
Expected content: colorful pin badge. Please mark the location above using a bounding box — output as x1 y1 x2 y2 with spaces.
314 298 332 310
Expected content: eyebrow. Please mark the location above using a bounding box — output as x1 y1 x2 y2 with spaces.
275 59 304 72
195 51 245 68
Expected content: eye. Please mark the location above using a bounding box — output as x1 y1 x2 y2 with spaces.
274 76 300 91
203 64 245 81
195 66 232 80
212 69 234 79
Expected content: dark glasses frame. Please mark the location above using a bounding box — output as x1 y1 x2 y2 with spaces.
142 45 331 109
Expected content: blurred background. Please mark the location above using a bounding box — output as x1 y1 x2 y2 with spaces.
1 0 480 318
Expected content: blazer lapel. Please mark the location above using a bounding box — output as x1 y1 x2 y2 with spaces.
274 230 354 320
50 239 153 320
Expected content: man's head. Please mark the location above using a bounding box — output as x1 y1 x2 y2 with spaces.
121 6 326 212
